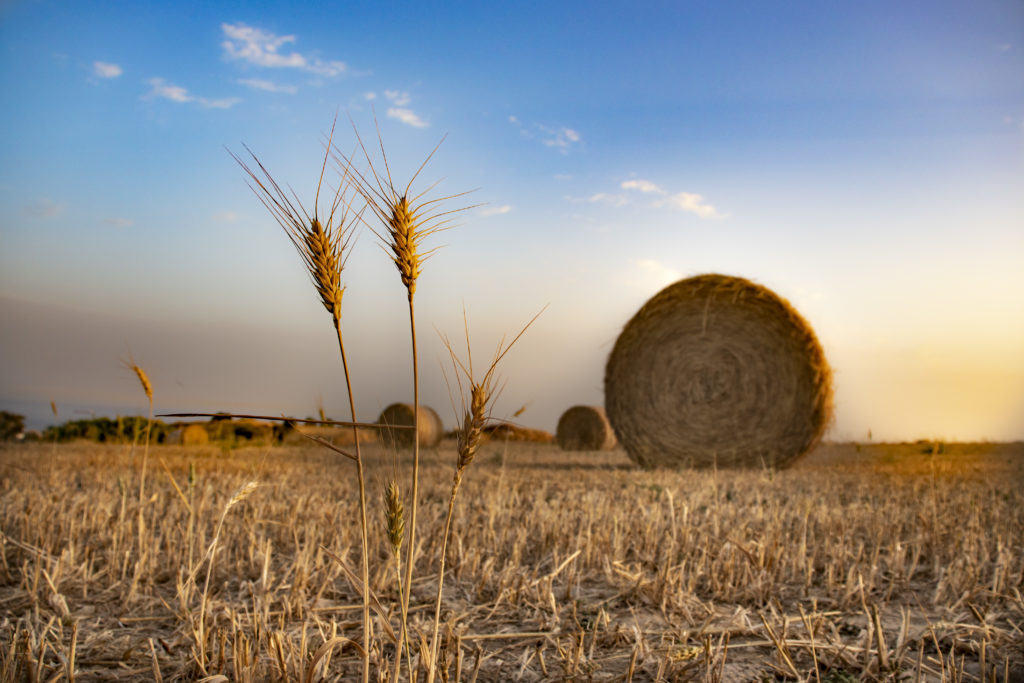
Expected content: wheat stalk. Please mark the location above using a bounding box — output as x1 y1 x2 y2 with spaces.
230 120 373 683
122 355 154 600
425 309 543 683
334 120 477 683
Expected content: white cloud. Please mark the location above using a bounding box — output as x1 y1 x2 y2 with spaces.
144 78 240 109
588 193 629 208
104 217 134 227
541 126 582 151
238 78 297 94
221 23 345 76
630 258 683 290
995 43 1011 52
22 198 63 218
364 91 377 100
387 107 429 128
93 61 122 78
621 179 665 194
654 191 725 218
384 90 410 106
509 118 581 153
214 211 239 223
480 205 512 216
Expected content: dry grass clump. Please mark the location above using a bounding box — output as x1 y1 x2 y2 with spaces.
556 405 617 451
377 403 443 449
605 273 833 469
1 440 1021 681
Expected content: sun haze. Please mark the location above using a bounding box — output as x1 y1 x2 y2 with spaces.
1 2 1022 441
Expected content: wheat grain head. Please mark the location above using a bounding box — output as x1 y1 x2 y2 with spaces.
333 119 476 301
229 120 360 326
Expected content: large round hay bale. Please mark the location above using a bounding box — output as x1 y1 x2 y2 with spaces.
556 405 617 451
182 423 209 446
605 274 833 469
377 403 443 448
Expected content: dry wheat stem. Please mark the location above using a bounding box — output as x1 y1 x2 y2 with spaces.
231 122 371 683
425 310 542 683
334 122 475 683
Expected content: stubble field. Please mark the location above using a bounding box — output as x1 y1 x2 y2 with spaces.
1 439 1022 681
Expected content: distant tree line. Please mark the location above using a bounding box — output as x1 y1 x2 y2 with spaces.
42 416 172 443
1 411 25 440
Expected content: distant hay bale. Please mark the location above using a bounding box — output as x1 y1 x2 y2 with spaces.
604 274 833 469
556 405 617 451
377 403 443 449
483 423 554 444
182 423 209 446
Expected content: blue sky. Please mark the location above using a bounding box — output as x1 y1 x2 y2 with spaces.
1 1 1022 440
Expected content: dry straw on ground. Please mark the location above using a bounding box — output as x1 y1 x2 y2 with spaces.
556 405 617 451
605 273 833 469
377 403 443 448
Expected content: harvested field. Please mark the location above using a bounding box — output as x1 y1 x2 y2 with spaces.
1 440 1022 681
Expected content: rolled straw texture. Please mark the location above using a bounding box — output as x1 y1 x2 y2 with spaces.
377 403 443 449
556 405 618 451
604 274 833 469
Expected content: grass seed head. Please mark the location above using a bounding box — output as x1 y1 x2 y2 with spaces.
383 480 405 552
230 120 357 327
334 123 477 302
457 384 488 474
123 358 153 405
227 480 259 510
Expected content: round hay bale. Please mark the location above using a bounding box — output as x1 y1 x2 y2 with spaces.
604 274 833 469
377 403 443 449
182 423 209 446
556 406 617 451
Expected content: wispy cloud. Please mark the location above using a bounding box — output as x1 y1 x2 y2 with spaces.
480 204 512 216
630 258 683 290
621 179 665 194
653 192 725 218
540 126 581 152
387 108 429 128
93 61 122 79
23 198 64 218
384 90 410 106
509 117 582 153
221 23 346 76
214 211 239 223
587 193 629 208
238 78 297 94
381 90 428 128
104 217 134 227
144 78 240 109
622 177 726 219
995 43 1011 52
